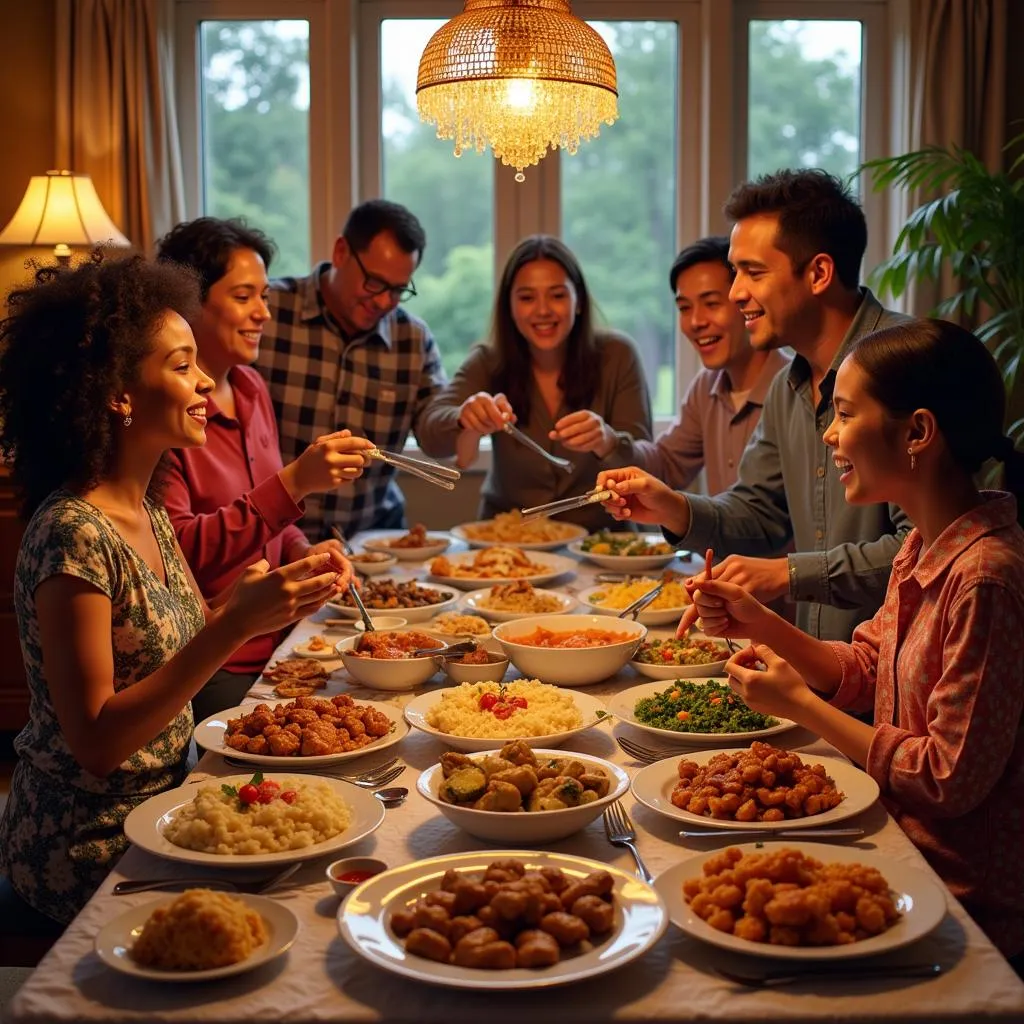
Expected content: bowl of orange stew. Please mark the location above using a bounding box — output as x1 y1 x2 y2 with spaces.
491 614 647 687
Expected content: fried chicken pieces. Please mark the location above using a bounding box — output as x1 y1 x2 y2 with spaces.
391 858 616 969
671 741 845 822
223 695 392 757
684 846 900 946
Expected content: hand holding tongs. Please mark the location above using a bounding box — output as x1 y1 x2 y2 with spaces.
502 423 575 474
520 487 614 523
367 448 461 491
617 580 665 621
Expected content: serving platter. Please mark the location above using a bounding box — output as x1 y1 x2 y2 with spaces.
568 536 683 572
452 519 587 551
461 586 576 621
426 551 577 590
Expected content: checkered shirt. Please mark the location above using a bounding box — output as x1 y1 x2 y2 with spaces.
255 262 452 540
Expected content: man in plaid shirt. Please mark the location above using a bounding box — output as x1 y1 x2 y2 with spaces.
255 200 455 540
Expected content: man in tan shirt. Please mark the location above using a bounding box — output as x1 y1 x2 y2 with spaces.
634 236 789 494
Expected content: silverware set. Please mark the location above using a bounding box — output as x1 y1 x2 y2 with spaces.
222 755 404 790
113 861 301 896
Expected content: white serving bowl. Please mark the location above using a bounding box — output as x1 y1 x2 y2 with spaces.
491 614 647 687
630 635 739 679
568 535 682 572
417 749 629 843
353 615 409 632
462 587 576 622
347 551 399 575
577 584 689 627
327 584 458 624
363 532 451 561
334 629 448 690
444 652 511 685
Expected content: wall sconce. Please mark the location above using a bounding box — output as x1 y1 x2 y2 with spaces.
0 169 131 265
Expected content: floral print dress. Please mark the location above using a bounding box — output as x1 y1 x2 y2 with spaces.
0 491 204 924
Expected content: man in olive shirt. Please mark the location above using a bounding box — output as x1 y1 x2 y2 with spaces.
601 170 911 641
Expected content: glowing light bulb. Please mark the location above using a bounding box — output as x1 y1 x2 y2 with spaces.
504 78 536 110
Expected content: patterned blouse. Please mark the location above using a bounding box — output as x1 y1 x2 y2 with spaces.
828 492 1024 957
0 492 204 924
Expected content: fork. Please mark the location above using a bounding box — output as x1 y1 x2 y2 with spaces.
615 736 688 764
112 861 302 896
222 755 403 788
602 801 653 883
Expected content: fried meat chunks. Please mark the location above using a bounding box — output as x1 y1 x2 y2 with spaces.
391 859 616 969
223 694 391 757
671 741 845 822
683 846 900 946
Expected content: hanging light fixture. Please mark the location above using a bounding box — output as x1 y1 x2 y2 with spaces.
416 0 619 182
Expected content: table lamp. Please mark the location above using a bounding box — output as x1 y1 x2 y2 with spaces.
0 169 131 264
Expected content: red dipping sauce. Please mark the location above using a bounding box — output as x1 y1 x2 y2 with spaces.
335 869 380 884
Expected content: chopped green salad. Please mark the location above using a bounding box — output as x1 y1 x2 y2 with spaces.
635 637 725 667
581 530 674 557
633 681 777 734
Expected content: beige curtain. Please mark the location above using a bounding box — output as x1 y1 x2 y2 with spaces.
906 0 1007 314
55 0 185 251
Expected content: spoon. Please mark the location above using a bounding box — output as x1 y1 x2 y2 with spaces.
374 786 408 808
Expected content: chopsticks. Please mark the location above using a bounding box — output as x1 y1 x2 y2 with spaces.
502 423 575 474
520 488 614 523
367 448 461 491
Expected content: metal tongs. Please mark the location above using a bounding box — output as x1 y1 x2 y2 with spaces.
502 423 574 474
617 580 665 620
410 640 479 659
520 487 614 523
367 448 461 491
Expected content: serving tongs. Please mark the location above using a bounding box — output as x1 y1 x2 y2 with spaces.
410 640 479 659
502 422 575 474
520 487 614 523
367 448 461 491
617 580 665 620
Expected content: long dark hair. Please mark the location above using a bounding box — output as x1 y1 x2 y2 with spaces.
489 235 600 422
850 318 1024 523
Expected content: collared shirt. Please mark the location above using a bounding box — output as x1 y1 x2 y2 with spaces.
163 365 307 672
678 289 913 640
634 349 790 495
827 492 1024 956
255 263 453 540
416 331 653 531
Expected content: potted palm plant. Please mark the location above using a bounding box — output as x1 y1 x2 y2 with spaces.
861 129 1024 443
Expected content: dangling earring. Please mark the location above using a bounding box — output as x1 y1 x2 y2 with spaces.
123 414 132 427
907 446 915 471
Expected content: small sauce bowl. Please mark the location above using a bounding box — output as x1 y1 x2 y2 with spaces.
326 856 388 897
353 615 408 632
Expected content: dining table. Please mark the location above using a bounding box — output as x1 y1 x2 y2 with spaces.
5 531 1024 1024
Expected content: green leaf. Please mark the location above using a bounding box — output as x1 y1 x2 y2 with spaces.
221 784 238 798
250 770 265 786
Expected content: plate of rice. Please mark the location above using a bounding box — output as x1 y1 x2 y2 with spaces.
577 578 690 626
403 680 609 752
462 582 576 621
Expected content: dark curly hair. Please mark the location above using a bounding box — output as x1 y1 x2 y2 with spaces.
0 254 201 518
155 216 275 298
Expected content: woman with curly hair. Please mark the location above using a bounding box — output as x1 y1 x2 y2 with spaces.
418 235 652 531
156 217 373 722
0 255 348 945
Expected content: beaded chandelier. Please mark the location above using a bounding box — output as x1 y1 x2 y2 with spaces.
416 0 619 182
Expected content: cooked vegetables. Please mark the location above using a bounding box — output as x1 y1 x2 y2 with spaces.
633 681 777 734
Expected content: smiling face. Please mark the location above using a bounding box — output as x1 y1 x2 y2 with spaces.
194 247 270 369
122 311 214 450
728 213 818 353
509 258 579 356
823 357 909 505
674 260 750 372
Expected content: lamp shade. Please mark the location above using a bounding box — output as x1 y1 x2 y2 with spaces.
416 0 618 181
0 170 130 249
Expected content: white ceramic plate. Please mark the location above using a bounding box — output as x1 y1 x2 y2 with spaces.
193 700 408 768
629 635 744 680
291 639 342 660
123 775 384 868
363 531 452 561
94 893 299 981
339 849 667 989
568 536 682 572
426 551 578 590
631 750 880 830
655 841 947 960
462 586 576 622
607 679 797 745
403 686 609 752
326 585 459 623
577 584 689 627
452 520 588 551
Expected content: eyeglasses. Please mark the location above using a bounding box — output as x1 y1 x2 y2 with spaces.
347 243 417 302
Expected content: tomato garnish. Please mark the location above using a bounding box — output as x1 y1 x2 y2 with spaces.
509 696 528 709
479 692 498 711
238 783 260 805
280 790 298 804
492 705 513 720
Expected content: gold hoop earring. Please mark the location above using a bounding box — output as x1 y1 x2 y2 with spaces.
907 446 915 471
124 414 132 427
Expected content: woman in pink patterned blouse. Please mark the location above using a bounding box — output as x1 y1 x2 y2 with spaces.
689 318 1024 965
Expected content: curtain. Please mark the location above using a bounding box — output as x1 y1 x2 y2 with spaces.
55 0 185 251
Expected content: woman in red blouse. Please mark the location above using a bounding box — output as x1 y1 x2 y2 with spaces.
688 319 1024 965
157 218 375 722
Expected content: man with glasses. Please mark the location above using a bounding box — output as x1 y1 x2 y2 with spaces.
256 199 453 539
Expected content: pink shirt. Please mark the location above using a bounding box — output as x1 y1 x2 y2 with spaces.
163 366 309 672
828 492 1024 956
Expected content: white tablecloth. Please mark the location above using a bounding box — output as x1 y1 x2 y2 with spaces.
7 544 1024 1024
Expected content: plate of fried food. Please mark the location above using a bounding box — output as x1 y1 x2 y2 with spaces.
462 582 576 622
654 842 947 960
327 578 459 623
292 634 340 660
568 531 683 572
338 850 667 989
124 772 385 867
261 657 332 698
95 890 299 982
427 548 576 590
630 743 879 830
452 513 588 551
362 523 452 560
193 694 408 767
